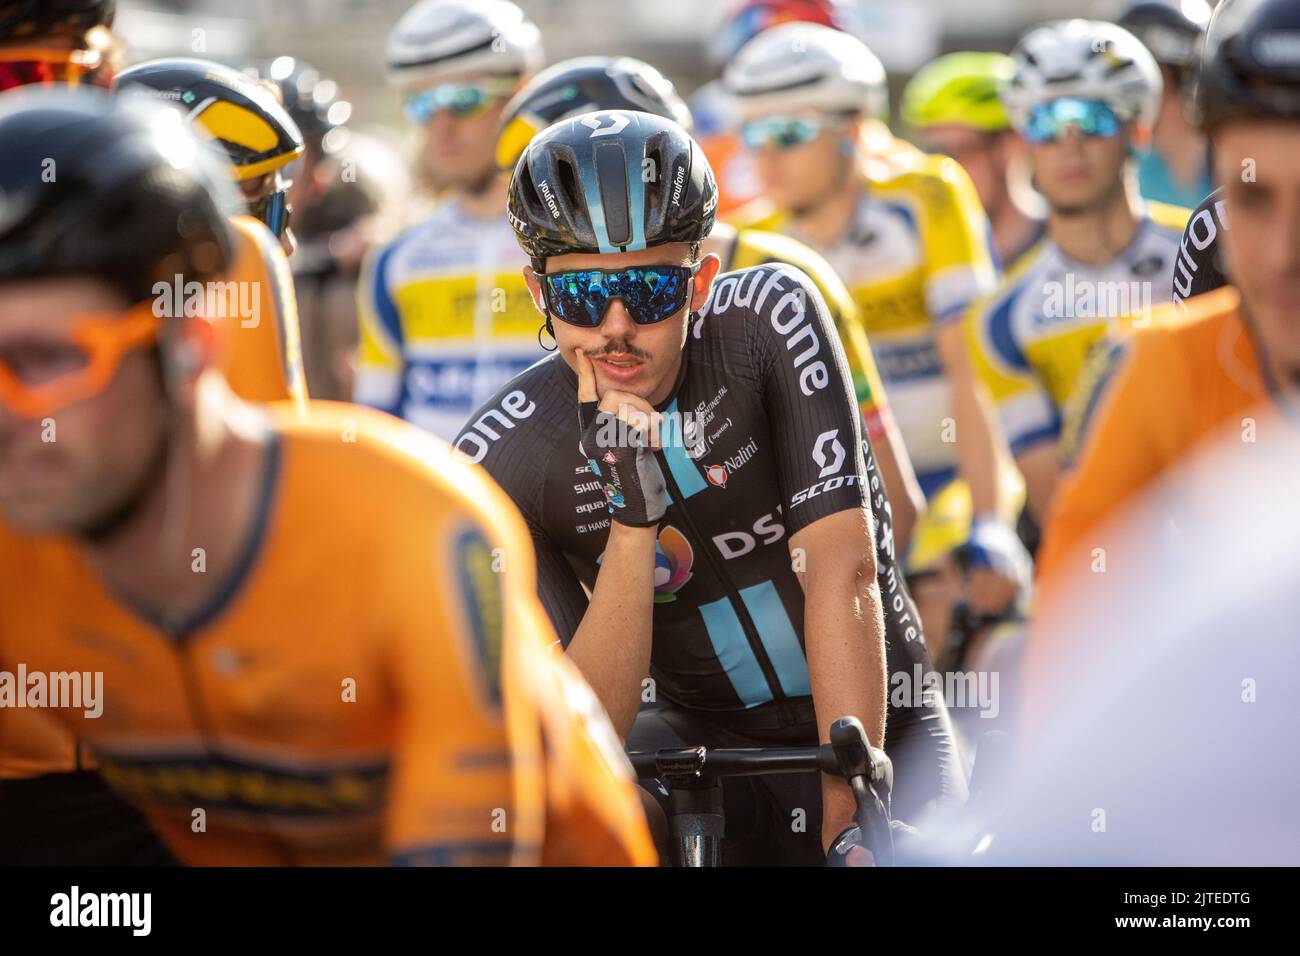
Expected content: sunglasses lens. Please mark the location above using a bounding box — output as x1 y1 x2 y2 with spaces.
742 117 819 150
1025 99 1120 143
0 341 90 386
545 267 692 327
406 83 497 123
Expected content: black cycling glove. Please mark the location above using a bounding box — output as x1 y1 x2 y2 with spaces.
577 400 667 528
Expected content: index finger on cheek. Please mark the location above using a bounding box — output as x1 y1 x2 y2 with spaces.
574 348 597 403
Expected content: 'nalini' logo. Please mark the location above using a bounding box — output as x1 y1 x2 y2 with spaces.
704 464 728 488
653 525 694 603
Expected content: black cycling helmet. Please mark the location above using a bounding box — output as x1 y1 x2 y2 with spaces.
1196 0 1300 132
117 58 305 183
0 87 234 303
254 56 350 154
1117 1 1207 70
496 56 693 170
0 0 114 41
506 110 717 264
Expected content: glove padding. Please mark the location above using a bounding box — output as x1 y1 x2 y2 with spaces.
578 400 668 528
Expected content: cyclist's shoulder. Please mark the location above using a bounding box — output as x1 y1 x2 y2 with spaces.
362 197 466 268
700 261 826 323
453 354 572 475
725 197 789 234
267 399 535 551
1078 288 1242 403
1186 187 1227 227
730 228 852 305
868 150 980 214
227 215 292 288
972 241 1051 324
1143 199 1194 238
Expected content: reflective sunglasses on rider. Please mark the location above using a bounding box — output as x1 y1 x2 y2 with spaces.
404 77 517 125
538 263 702 328
0 303 161 419
1023 97 1121 144
740 115 828 151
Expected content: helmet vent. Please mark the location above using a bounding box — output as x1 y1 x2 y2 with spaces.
595 142 631 246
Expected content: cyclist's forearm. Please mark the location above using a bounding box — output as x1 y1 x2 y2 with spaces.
939 325 1013 520
800 529 887 851
565 522 658 739
803 559 887 749
870 418 924 549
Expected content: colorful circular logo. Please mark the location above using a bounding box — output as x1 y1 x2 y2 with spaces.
653 525 694 603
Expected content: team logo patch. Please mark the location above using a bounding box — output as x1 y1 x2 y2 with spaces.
704 464 728 488
603 451 617 465
597 525 693 603
652 525 694 603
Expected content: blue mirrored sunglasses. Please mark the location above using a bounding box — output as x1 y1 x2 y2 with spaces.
1024 97 1122 144
539 264 702 328
404 79 514 124
740 115 825 151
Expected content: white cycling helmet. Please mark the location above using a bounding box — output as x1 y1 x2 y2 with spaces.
1003 19 1163 133
384 0 544 90
723 22 887 122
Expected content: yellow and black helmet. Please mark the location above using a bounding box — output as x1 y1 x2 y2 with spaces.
116 57 304 182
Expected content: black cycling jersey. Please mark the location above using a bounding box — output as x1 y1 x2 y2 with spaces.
1173 187 1228 308
456 264 964 824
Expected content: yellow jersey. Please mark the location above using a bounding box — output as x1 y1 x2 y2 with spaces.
964 202 1189 457
732 152 998 489
724 227 893 442
354 200 545 441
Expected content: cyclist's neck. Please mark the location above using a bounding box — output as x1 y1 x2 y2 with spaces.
1047 179 1143 268
788 178 862 251
986 186 1043 268
77 377 274 629
453 171 511 221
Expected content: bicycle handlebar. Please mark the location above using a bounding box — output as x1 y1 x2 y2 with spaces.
627 716 896 865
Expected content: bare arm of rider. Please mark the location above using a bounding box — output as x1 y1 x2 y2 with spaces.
936 322 1022 614
791 507 887 854
561 349 660 740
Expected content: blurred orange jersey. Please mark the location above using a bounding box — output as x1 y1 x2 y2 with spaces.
0 215 308 784
1028 287 1276 702
1038 287 1269 586
0 402 654 866
220 215 308 406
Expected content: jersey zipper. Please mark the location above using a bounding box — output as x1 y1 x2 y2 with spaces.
174 638 299 866
655 456 790 710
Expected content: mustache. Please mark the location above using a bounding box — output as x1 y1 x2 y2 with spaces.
587 340 651 361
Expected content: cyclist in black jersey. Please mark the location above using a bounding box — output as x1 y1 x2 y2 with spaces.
457 109 965 864
1172 186 1229 309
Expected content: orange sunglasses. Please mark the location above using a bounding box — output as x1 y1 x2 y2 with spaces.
0 304 161 419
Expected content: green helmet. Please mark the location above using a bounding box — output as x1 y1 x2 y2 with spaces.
901 52 1014 133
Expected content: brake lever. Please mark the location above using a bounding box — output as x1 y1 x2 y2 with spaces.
828 716 895 866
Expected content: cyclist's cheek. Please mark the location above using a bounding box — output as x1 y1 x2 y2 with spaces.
0 354 161 535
